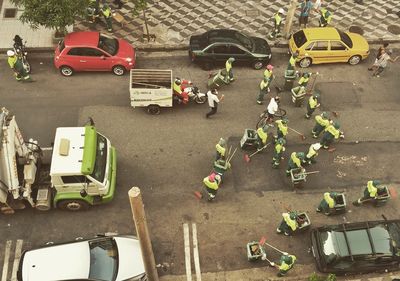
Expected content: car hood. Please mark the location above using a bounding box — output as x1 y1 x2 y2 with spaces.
251 37 271 55
347 32 369 52
189 34 207 51
22 242 90 281
115 237 145 281
117 39 135 59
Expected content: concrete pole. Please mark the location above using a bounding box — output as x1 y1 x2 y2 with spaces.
283 0 299 39
128 187 159 281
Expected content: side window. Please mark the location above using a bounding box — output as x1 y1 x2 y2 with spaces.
67 48 85 56
84 48 105 57
305 42 315 51
229 45 246 55
204 46 214 54
313 41 329 51
213 45 229 54
61 175 89 184
330 41 347 51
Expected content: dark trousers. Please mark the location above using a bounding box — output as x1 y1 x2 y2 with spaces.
206 104 218 118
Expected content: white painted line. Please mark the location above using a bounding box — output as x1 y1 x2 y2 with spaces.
11 240 23 281
183 223 192 281
192 223 202 281
1 240 12 281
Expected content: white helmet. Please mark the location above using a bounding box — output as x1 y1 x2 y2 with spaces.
278 8 285 14
7 50 15 56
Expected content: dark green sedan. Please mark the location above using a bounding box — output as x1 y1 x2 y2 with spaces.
189 29 272 70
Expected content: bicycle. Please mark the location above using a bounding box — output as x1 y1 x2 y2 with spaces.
256 107 287 129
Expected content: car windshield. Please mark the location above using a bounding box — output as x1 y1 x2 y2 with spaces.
90 133 108 183
338 30 353 48
234 32 253 51
58 40 65 52
98 35 119 55
89 238 118 281
292 30 307 48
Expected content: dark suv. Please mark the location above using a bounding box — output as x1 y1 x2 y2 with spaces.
189 29 272 70
311 220 400 275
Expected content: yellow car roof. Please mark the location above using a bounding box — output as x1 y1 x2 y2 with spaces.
303 27 340 41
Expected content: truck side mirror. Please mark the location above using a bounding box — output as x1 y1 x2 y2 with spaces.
80 189 87 197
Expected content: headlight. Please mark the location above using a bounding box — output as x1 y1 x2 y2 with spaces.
126 57 132 62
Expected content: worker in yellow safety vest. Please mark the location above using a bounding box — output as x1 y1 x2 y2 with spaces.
225 57 235 81
320 122 341 149
272 138 286 168
101 4 113 32
305 92 320 119
354 180 385 205
303 143 321 165
203 173 222 201
269 8 285 39
312 112 331 138
277 211 298 236
316 192 339 215
256 125 269 150
319 8 332 27
286 152 305 176
275 118 289 140
215 138 226 160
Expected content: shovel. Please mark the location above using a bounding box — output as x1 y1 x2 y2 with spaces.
244 143 270 163
288 127 306 140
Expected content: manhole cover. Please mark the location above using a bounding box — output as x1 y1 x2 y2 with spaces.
349 26 364 35
388 25 400 35
4 8 17 18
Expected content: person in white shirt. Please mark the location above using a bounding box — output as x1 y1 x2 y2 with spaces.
206 89 224 118
266 96 281 122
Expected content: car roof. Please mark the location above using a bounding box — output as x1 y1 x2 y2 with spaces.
303 27 340 41
206 29 243 44
64 31 100 47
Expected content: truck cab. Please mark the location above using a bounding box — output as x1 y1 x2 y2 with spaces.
48 126 117 211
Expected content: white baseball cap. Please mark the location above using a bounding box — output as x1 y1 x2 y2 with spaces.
7 50 15 56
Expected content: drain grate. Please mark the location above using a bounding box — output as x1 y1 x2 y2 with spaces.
349 26 364 35
388 25 400 35
4 8 17 18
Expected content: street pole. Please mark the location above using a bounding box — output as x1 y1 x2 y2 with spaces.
128 187 159 281
283 0 299 39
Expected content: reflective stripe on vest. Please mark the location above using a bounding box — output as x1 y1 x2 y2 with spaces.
324 192 335 208
367 181 378 197
276 120 288 136
102 8 111 17
289 56 296 67
264 69 273 79
309 97 318 109
173 82 182 94
216 144 226 157
275 143 284 153
260 79 269 90
257 127 268 144
274 13 282 25
203 176 219 190
326 125 340 138
279 255 296 271
290 152 301 167
8 56 17 68
226 61 232 72
283 213 297 231
315 115 330 127
299 76 309 85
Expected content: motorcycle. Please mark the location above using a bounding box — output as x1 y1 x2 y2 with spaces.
13 35 31 74
173 79 207 105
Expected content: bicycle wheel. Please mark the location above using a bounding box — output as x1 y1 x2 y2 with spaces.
274 108 287 119
256 117 268 129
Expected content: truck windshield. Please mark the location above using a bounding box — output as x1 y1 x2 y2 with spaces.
89 238 118 280
91 133 108 183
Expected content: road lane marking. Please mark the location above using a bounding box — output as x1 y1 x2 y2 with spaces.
192 223 202 281
1 240 12 281
11 240 23 281
183 223 192 281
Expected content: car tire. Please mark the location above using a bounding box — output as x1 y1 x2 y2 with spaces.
299 57 312 68
252 61 265 70
348 55 361 65
57 199 89 211
147 104 161 115
112 65 126 76
60 65 74 77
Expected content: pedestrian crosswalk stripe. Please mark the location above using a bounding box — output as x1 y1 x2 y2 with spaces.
1 240 12 281
183 223 192 281
11 240 23 281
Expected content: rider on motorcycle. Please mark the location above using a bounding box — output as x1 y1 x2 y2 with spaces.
173 78 190 104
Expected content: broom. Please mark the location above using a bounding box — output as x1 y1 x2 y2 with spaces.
288 127 306 140
244 143 270 163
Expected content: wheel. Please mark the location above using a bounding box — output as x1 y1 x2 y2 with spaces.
256 116 268 128
112 65 126 76
147 105 161 115
194 95 207 104
275 108 287 118
57 199 89 211
348 55 361 65
299 57 312 68
60 65 73 77
252 61 264 70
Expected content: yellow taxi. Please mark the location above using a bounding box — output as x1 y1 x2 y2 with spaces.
288 27 369 68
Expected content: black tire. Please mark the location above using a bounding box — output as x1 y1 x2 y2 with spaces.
275 108 287 118
147 105 161 115
60 65 74 77
348 55 361 65
299 57 312 68
57 199 89 211
256 115 268 129
252 61 265 70
112 65 126 76
194 95 207 104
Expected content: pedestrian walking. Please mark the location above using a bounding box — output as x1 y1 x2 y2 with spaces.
269 8 285 39
277 211 299 236
311 112 330 138
368 43 389 71
320 122 341 149
372 49 399 77
285 152 305 176
353 180 382 206
299 0 313 28
272 138 286 168
225 57 235 81
303 143 321 165
263 96 281 122
319 8 332 27
206 89 224 118
203 173 221 201
7 50 32 82
305 92 320 119
101 4 113 32
215 138 227 160
316 192 339 215
275 118 289 140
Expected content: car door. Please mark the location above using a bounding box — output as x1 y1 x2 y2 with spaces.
305 41 329 64
65 47 89 71
227 44 251 64
209 43 231 63
80 47 112 71
329 40 350 62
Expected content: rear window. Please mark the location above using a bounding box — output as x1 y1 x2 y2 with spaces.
98 35 119 56
59 40 65 52
338 31 353 48
292 30 307 48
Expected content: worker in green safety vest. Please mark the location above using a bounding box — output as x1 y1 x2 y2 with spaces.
101 4 113 32
319 8 332 27
287 50 299 71
225 57 235 82
316 192 339 215
256 126 269 150
269 8 284 39
312 112 331 138
285 152 305 176
303 143 321 165
275 118 289 140
276 254 297 277
203 173 222 201
277 211 298 236
354 180 384 205
272 138 286 168
7 50 31 81
298 72 310 87
215 138 226 161
320 122 341 149
305 92 320 119
257 64 274 104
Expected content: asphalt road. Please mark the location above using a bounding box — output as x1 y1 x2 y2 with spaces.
1 50 400 279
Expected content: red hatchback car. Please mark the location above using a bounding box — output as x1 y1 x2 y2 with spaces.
54 31 135 76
